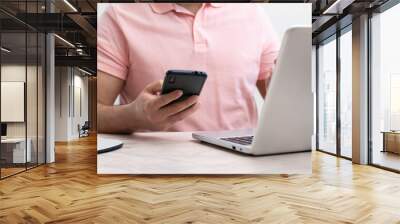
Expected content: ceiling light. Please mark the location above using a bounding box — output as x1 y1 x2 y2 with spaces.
1 47 11 53
63 0 78 12
78 68 93 76
54 34 75 48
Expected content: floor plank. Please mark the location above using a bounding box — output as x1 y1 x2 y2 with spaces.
0 135 399 224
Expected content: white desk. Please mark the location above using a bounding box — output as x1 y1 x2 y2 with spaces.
97 132 311 174
1 138 31 163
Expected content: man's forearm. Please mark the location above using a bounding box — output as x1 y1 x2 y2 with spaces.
97 103 143 134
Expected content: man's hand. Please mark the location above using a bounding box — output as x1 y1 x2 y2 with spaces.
131 80 200 131
98 71 200 133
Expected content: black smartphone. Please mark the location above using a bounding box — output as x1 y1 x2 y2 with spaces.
161 70 207 103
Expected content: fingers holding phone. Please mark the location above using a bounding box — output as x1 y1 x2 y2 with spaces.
159 95 199 118
132 70 206 131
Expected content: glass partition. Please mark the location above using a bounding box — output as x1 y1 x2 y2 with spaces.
339 28 352 158
38 32 45 165
371 3 400 171
317 36 337 155
26 0 44 169
1 30 28 177
0 1 46 179
27 31 38 169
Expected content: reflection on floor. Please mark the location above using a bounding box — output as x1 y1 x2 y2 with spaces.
0 162 42 179
341 148 352 158
373 150 400 171
0 167 25 177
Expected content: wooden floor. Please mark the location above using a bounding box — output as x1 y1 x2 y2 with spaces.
1 167 26 178
1 135 400 224
1 163 45 178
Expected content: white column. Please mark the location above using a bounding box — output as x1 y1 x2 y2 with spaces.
352 14 369 164
46 32 55 163
45 0 55 163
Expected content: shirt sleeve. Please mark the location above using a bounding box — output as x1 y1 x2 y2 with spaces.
97 5 129 80
257 7 280 80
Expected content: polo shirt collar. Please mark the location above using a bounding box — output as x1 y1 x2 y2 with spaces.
150 3 223 14
150 3 175 14
209 3 223 8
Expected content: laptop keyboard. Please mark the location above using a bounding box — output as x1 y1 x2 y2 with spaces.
221 136 254 145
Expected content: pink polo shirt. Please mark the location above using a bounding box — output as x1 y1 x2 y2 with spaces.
98 3 279 131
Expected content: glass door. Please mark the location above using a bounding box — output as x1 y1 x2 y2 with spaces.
0 0 46 179
370 3 400 171
317 36 337 155
339 28 352 158
1 30 28 178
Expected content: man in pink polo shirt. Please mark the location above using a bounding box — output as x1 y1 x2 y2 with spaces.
98 3 279 133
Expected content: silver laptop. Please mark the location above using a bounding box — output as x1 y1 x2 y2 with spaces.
192 26 313 155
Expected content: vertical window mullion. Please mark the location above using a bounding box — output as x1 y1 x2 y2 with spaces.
316 45 320 150
337 28 341 157
25 0 28 171
367 11 373 165
36 0 39 167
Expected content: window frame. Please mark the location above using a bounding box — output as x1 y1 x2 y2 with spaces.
0 0 47 180
315 23 353 161
367 0 400 173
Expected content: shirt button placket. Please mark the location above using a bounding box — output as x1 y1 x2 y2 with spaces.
193 11 207 52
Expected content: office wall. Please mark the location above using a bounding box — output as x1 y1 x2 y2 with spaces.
1 65 42 138
55 67 89 141
55 67 69 141
1 82 24 122
72 73 89 137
